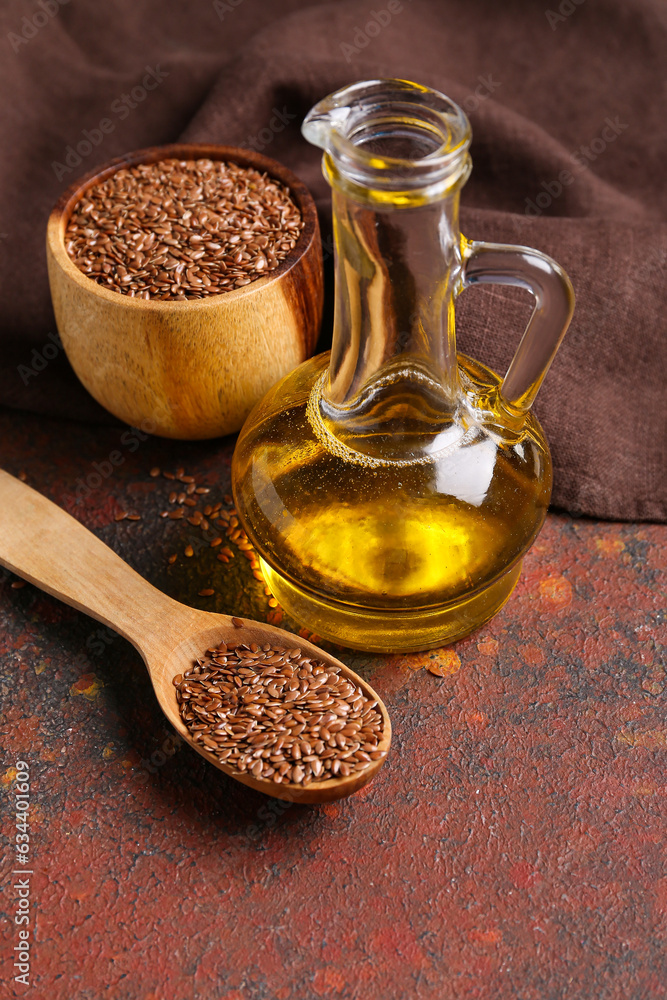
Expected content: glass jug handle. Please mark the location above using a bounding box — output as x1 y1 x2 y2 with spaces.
459 238 575 418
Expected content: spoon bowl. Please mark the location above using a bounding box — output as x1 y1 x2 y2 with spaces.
0 470 390 803
154 614 391 802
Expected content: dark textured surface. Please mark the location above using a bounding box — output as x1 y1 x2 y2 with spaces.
0 406 665 1000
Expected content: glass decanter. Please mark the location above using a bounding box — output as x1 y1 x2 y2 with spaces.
232 79 574 652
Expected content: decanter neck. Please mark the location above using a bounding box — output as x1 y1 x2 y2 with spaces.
324 184 463 412
302 79 472 419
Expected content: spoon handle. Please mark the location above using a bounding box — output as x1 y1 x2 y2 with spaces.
0 469 191 654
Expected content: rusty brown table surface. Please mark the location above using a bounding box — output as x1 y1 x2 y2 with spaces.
0 406 665 1000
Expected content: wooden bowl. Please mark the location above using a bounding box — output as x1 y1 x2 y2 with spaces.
46 144 323 439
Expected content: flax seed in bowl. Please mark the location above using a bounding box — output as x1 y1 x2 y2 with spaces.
64 159 304 300
46 144 323 440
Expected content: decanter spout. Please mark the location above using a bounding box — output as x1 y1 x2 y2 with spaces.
302 79 472 196
301 88 358 152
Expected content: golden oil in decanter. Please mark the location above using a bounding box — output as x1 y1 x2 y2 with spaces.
232 354 552 652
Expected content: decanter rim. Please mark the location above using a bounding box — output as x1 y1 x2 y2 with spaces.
302 78 472 191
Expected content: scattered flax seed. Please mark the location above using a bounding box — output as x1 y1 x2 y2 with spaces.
114 511 128 521
231 617 244 628
18 470 27 482
126 514 141 521
174 642 386 785
149 467 161 477
65 158 303 300
11 580 26 590
145 475 274 618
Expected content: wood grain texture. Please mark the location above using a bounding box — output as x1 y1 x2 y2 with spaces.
0 469 390 803
46 143 324 439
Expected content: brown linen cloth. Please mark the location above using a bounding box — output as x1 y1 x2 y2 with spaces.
0 0 665 520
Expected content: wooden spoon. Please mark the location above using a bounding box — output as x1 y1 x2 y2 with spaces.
0 470 391 803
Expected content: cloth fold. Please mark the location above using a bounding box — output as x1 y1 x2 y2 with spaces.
0 0 664 519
